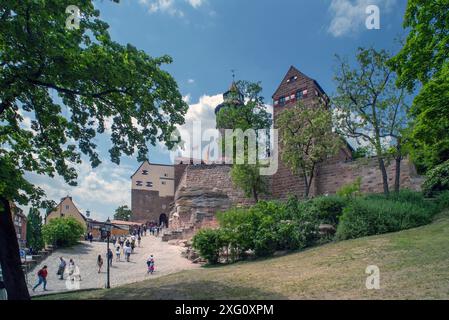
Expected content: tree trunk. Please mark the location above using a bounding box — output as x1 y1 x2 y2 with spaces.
394 156 402 193
252 186 259 203
303 170 310 199
377 157 390 196
0 197 30 300
394 139 402 194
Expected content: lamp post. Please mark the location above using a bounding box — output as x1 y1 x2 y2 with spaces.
105 217 112 289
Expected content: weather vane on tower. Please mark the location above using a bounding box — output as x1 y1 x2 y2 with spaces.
231 69 236 82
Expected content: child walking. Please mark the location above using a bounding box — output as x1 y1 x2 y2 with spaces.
146 255 155 275
116 246 121 262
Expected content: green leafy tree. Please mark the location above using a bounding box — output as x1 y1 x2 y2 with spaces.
389 1 449 172
26 208 44 251
113 205 132 221
333 48 409 195
230 164 268 203
216 81 272 203
42 217 86 247
0 0 187 299
277 101 341 198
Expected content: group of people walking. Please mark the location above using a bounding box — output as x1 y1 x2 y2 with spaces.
31 224 161 293
32 257 80 292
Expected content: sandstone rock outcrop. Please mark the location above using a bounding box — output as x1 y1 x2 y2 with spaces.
163 186 232 241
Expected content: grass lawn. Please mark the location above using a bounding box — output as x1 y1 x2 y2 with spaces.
36 211 449 300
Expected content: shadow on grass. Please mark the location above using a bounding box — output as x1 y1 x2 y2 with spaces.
35 280 288 300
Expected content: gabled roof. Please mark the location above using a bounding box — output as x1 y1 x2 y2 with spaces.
55 196 87 221
130 161 174 178
272 66 327 100
131 160 150 178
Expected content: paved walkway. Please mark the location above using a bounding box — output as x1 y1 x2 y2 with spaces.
28 234 199 296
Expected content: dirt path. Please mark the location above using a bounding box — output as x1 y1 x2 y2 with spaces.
28 234 199 296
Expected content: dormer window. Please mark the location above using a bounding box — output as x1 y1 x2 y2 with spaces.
142 170 149 175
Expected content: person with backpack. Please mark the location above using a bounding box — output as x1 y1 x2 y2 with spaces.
57 257 66 280
32 265 48 292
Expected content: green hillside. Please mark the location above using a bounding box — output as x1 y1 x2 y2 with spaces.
37 211 449 300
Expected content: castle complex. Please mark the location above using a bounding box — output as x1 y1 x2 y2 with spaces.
131 66 422 238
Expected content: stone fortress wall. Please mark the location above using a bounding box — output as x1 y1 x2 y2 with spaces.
163 156 422 241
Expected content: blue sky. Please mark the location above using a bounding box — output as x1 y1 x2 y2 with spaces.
27 0 408 220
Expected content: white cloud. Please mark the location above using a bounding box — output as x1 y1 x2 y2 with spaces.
25 160 133 221
187 79 195 84
327 0 397 37
187 0 204 9
182 93 222 129
138 0 206 17
172 93 222 159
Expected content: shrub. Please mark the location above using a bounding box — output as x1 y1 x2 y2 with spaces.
336 198 433 240
275 221 304 251
215 199 321 261
337 177 362 199
422 160 449 197
217 207 260 254
436 191 449 211
42 217 85 247
192 228 228 264
254 228 277 257
365 190 438 214
310 195 346 225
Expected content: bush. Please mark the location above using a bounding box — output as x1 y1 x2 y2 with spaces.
42 217 85 247
422 160 449 197
436 191 449 211
336 198 434 240
364 189 438 214
192 228 228 264
337 177 362 199
215 199 321 261
310 195 346 225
